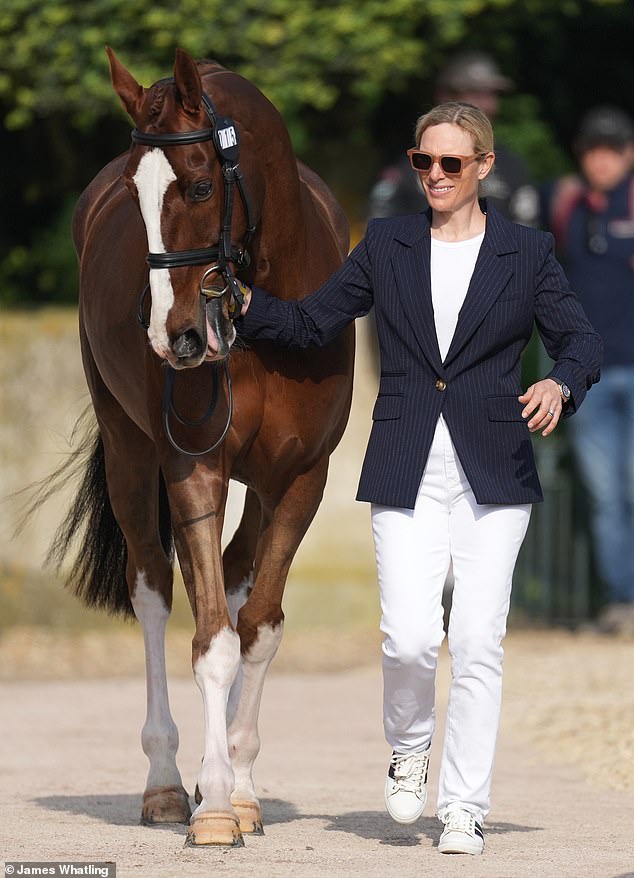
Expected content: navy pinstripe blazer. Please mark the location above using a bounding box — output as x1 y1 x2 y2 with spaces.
238 203 602 508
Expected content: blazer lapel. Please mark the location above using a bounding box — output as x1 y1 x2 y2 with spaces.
391 212 444 373
442 205 518 368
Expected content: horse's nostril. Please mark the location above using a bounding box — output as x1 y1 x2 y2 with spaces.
172 329 203 360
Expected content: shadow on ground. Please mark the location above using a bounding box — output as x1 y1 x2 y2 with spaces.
32 793 543 851
320 811 543 846
33 794 186 834
32 794 303 834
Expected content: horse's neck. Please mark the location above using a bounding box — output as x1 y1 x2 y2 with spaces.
197 68 334 293
256 168 347 299
252 149 314 287
263 162 306 230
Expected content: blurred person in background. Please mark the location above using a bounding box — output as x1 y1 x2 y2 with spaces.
541 106 634 634
368 50 539 228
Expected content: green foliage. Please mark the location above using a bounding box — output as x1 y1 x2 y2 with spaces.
0 0 611 135
0 0 631 304
496 94 573 182
1 0 427 132
0 197 78 305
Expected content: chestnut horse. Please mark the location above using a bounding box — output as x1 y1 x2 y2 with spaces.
62 48 353 846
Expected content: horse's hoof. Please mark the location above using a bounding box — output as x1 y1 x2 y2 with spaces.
185 812 244 847
232 800 264 835
141 785 192 825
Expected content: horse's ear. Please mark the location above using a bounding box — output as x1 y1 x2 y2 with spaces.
174 48 203 115
106 47 146 121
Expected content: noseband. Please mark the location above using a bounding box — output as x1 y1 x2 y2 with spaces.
133 89 257 456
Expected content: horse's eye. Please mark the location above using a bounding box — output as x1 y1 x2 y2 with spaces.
189 180 213 201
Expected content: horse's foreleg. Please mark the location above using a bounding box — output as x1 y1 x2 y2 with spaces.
227 460 329 833
166 467 244 847
229 619 284 834
189 625 243 846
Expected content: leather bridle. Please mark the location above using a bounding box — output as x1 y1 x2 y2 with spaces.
132 91 256 319
132 88 257 456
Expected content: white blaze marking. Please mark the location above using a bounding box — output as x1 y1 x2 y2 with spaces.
131 572 183 790
133 149 177 359
193 627 242 813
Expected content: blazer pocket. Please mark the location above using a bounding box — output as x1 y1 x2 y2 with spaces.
378 373 406 398
372 395 403 420
486 395 526 422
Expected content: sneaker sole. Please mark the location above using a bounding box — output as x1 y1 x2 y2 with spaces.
438 838 483 855
385 803 426 825
384 782 426 824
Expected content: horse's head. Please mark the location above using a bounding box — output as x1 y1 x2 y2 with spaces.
107 47 255 369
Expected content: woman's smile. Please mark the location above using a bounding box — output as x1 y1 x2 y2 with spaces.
427 182 454 195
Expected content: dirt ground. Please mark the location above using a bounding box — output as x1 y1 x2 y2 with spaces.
3 271 632 878
1 629 633 878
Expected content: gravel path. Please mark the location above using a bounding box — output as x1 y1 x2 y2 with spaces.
2 638 633 878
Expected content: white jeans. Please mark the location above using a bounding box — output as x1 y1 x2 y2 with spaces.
371 416 531 824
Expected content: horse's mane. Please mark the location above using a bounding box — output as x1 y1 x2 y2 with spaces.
196 59 226 75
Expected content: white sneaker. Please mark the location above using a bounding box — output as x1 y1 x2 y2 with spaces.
384 749 429 824
438 808 484 855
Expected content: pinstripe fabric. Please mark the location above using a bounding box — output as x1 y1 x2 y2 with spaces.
238 203 602 509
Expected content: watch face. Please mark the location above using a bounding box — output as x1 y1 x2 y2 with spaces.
561 383 571 400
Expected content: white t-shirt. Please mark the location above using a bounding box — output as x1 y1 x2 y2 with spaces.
430 232 484 361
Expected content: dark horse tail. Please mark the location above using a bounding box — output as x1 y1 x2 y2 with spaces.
34 415 173 618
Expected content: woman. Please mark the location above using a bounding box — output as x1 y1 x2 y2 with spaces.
235 103 601 855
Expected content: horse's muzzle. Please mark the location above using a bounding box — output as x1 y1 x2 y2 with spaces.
169 296 232 367
172 329 205 361
169 296 208 367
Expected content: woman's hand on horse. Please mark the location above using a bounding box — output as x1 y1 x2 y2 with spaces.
518 379 562 436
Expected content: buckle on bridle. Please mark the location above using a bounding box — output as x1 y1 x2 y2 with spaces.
226 275 248 316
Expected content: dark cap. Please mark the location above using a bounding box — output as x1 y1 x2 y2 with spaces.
575 106 634 153
436 51 513 94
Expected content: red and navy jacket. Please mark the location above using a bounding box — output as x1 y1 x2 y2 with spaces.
543 173 634 368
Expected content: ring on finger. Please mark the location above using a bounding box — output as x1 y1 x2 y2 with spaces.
547 409 555 417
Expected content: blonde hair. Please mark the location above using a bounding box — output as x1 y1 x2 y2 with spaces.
414 102 494 157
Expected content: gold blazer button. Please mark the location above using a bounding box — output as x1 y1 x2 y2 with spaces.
435 378 447 391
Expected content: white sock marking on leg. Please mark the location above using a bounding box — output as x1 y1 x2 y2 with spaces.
131 572 183 791
226 575 254 726
193 627 242 814
229 622 284 804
